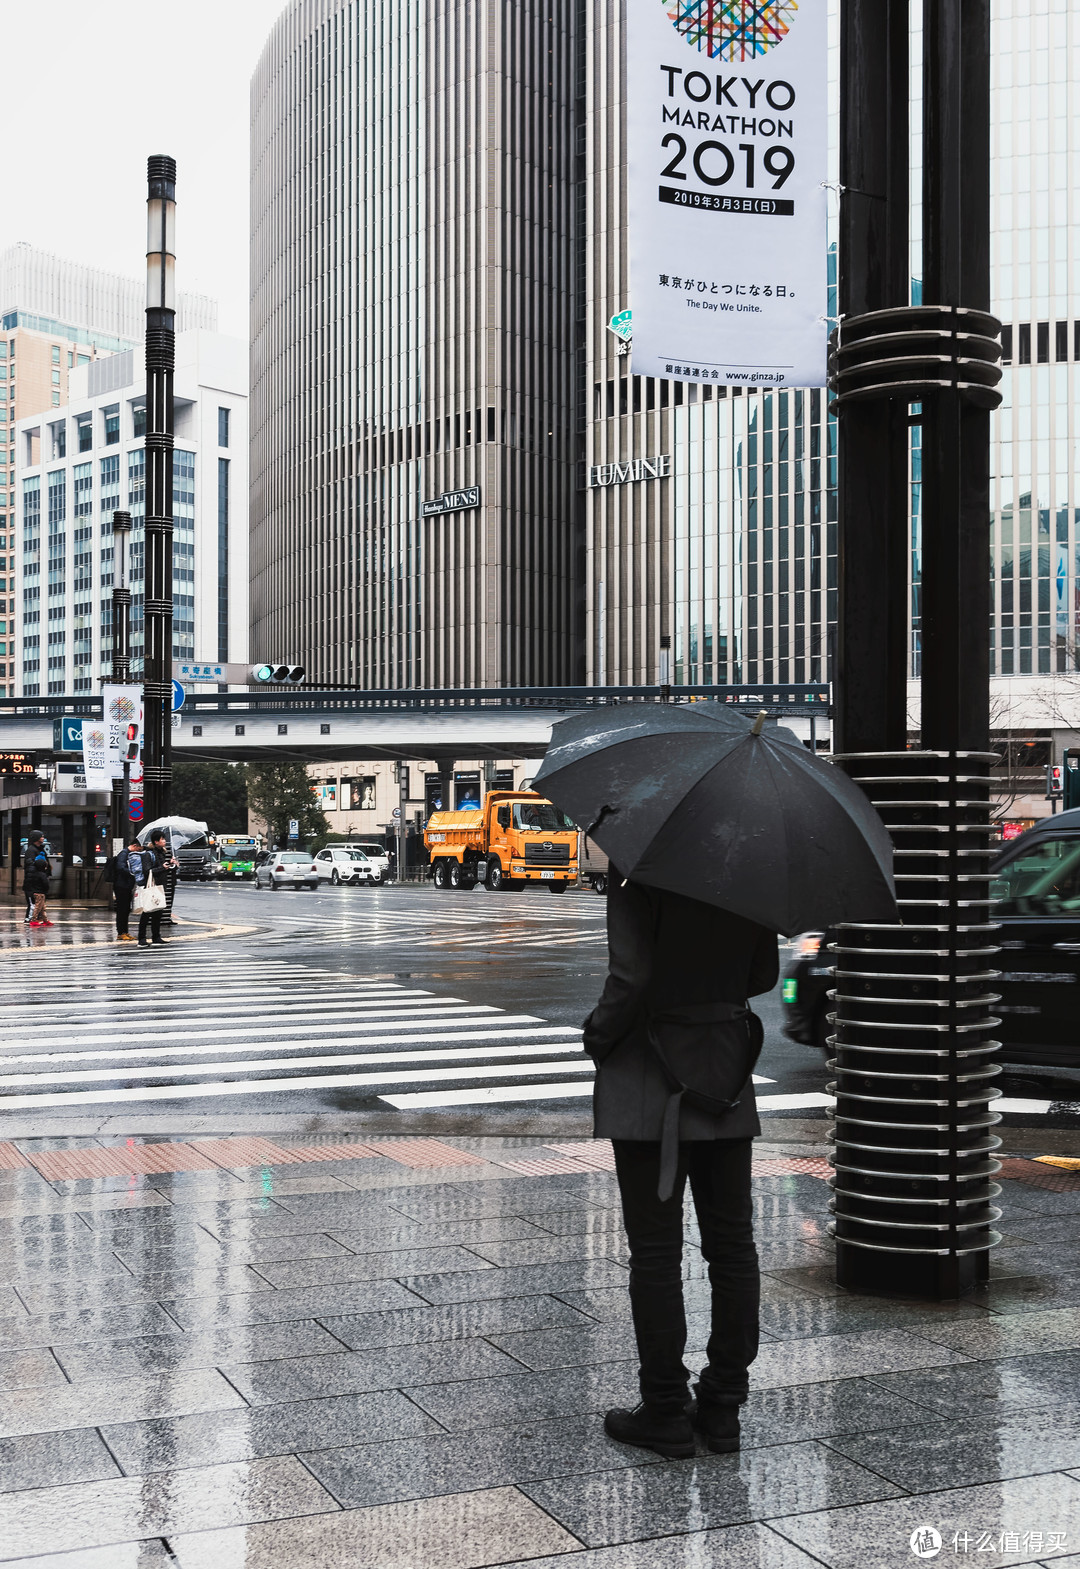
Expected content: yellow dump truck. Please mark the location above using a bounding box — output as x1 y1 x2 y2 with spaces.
424 790 578 892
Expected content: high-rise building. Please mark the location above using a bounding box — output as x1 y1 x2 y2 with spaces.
1 245 218 697
249 0 581 688
14 332 247 697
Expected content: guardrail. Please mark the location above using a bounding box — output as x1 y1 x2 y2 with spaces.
0 683 833 719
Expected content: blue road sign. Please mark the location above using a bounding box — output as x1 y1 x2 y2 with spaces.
128 799 144 823
171 679 186 712
52 717 84 752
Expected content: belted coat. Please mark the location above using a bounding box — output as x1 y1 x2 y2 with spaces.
582 870 779 1143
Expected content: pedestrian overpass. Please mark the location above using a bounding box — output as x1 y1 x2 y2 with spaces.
0 684 832 764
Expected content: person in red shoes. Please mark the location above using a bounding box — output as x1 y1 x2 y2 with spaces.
22 832 53 928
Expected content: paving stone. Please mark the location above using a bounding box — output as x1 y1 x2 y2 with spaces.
13 1265 275 1317
0 1542 175 1568
749 1328 972 1390
319 1293 591 1352
463 1234 630 1267
52 1318 347 1383
302 1412 664 1506
903 1305 1080 1360
0 1348 66 1392
758 1292 988 1340
770 1472 1080 1568
0 1428 121 1495
221 1337 524 1406
490 1521 834 1569
971 1270 1080 1316
101 1389 445 1475
824 1402 1080 1491
521 1442 901 1547
402 1258 629 1305
330 1215 552 1251
250 1244 497 1289
0 1454 337 1559
169 1484 581 1569
159 1278 424 1332
404 1362 641 1432
737 1377 933 1450
868 1348 1080 1417
0 1304 184 1354
0 1367 246 1440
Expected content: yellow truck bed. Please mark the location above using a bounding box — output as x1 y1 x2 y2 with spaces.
424 810 485 848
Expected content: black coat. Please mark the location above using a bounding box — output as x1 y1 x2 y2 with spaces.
22 845 50 894
582 872 779 1142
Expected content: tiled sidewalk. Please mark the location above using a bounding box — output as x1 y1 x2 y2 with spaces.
0 1136 1078 1567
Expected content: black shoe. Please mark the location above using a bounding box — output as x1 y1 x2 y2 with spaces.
689 1385 741 1453
152 939 169 945
604 1404 695 1459
138 941 150 948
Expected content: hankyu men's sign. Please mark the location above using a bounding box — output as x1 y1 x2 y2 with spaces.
627 0 828 388
421 487 481 518
588 455 672 487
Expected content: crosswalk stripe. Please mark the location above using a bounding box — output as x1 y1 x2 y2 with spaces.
382 1083 595 1108
0 1004 512 1048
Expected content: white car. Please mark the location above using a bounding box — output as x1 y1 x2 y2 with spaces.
314 847 376 886
255 850 320 890
341 841 391 883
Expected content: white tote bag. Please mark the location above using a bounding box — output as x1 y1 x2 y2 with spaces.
133 873 167 914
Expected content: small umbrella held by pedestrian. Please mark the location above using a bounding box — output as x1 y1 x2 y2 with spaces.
533 702 895 936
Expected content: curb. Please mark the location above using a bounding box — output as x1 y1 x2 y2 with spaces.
0 921 259 954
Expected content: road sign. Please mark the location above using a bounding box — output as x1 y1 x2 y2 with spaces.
288 819 299 838
52 717 83 752
392 807 401 819
171 680 185 712
128 800 144 823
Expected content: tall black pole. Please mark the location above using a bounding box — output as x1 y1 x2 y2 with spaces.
109 510 132 848
834 0 909 753
142 155 176 825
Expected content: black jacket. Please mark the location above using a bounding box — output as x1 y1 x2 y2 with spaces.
22 844 50 893
583 871 779 1142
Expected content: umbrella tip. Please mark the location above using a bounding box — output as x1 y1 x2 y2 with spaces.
751 710 767 736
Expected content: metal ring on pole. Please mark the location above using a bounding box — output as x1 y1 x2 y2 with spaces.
828 305 1003 412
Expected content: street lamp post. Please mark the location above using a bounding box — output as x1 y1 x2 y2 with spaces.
109 510 132 849
830 0 1002 1299
141 155 176 826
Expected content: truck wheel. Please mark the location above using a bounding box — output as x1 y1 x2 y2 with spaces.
449 861 463 890
593 874 608 896
548 881 567 893
432 861 449 890
486 862 504 891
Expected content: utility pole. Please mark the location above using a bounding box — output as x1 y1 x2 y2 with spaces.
141 155 176 825
109 511 132 851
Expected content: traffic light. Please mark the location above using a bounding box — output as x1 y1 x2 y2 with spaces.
1047 763 1064 799
125 722 141 763
250 664 306 684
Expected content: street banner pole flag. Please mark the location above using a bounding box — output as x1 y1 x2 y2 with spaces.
83 684 143 792
628 0 828 388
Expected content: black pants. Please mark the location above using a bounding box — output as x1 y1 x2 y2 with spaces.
138 909 164 943
612 1138 759 1412
115 888 133 936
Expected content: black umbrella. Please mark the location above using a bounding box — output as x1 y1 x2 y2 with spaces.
533 703 896 936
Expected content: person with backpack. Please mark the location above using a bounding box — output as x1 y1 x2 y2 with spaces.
583 870 778 1461
136 829 177 947
22 832 53 929
111 835 143 941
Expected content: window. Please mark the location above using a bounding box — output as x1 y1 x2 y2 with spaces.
51 346 60 365
993 836 1080 917
1036 322 1050 363
51 391 60 405
1000 325 1013 363
234 724 245 736
1018 324 1031 365
49 422 66 460
103 404 119 445
51 370 61 385
67 352 73 368
1056 322 1068 362
217 407 230 447
132 401 146 439
76 412 92 452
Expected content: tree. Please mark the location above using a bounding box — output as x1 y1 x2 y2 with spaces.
245 762 330 849
170 762 249 833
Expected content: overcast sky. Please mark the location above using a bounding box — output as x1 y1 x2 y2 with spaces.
5 0 288 340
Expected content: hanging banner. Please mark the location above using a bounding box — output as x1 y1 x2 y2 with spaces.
628 0 828 388
82 684 143 791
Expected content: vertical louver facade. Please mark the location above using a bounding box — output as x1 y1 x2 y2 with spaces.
250 0 581 688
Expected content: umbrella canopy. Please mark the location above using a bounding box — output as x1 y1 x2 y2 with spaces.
138 816 210 849
533 703 896 936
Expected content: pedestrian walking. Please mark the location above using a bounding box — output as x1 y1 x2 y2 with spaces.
135 830 177 948
583 871 778 1460
22 832 53 929
112 836 143 942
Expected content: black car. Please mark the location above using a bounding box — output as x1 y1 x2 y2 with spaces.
781 808 1080 1070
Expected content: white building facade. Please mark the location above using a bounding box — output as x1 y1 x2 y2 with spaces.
15 331 247 696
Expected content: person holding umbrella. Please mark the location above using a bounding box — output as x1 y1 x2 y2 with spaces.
534 702 896 1459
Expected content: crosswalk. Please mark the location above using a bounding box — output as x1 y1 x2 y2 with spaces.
234 891 611 950
0 950 599 1113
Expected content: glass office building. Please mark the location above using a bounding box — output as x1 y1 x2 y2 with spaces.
250 0 581 688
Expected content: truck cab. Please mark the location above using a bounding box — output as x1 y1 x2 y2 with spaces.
424 790 578 892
